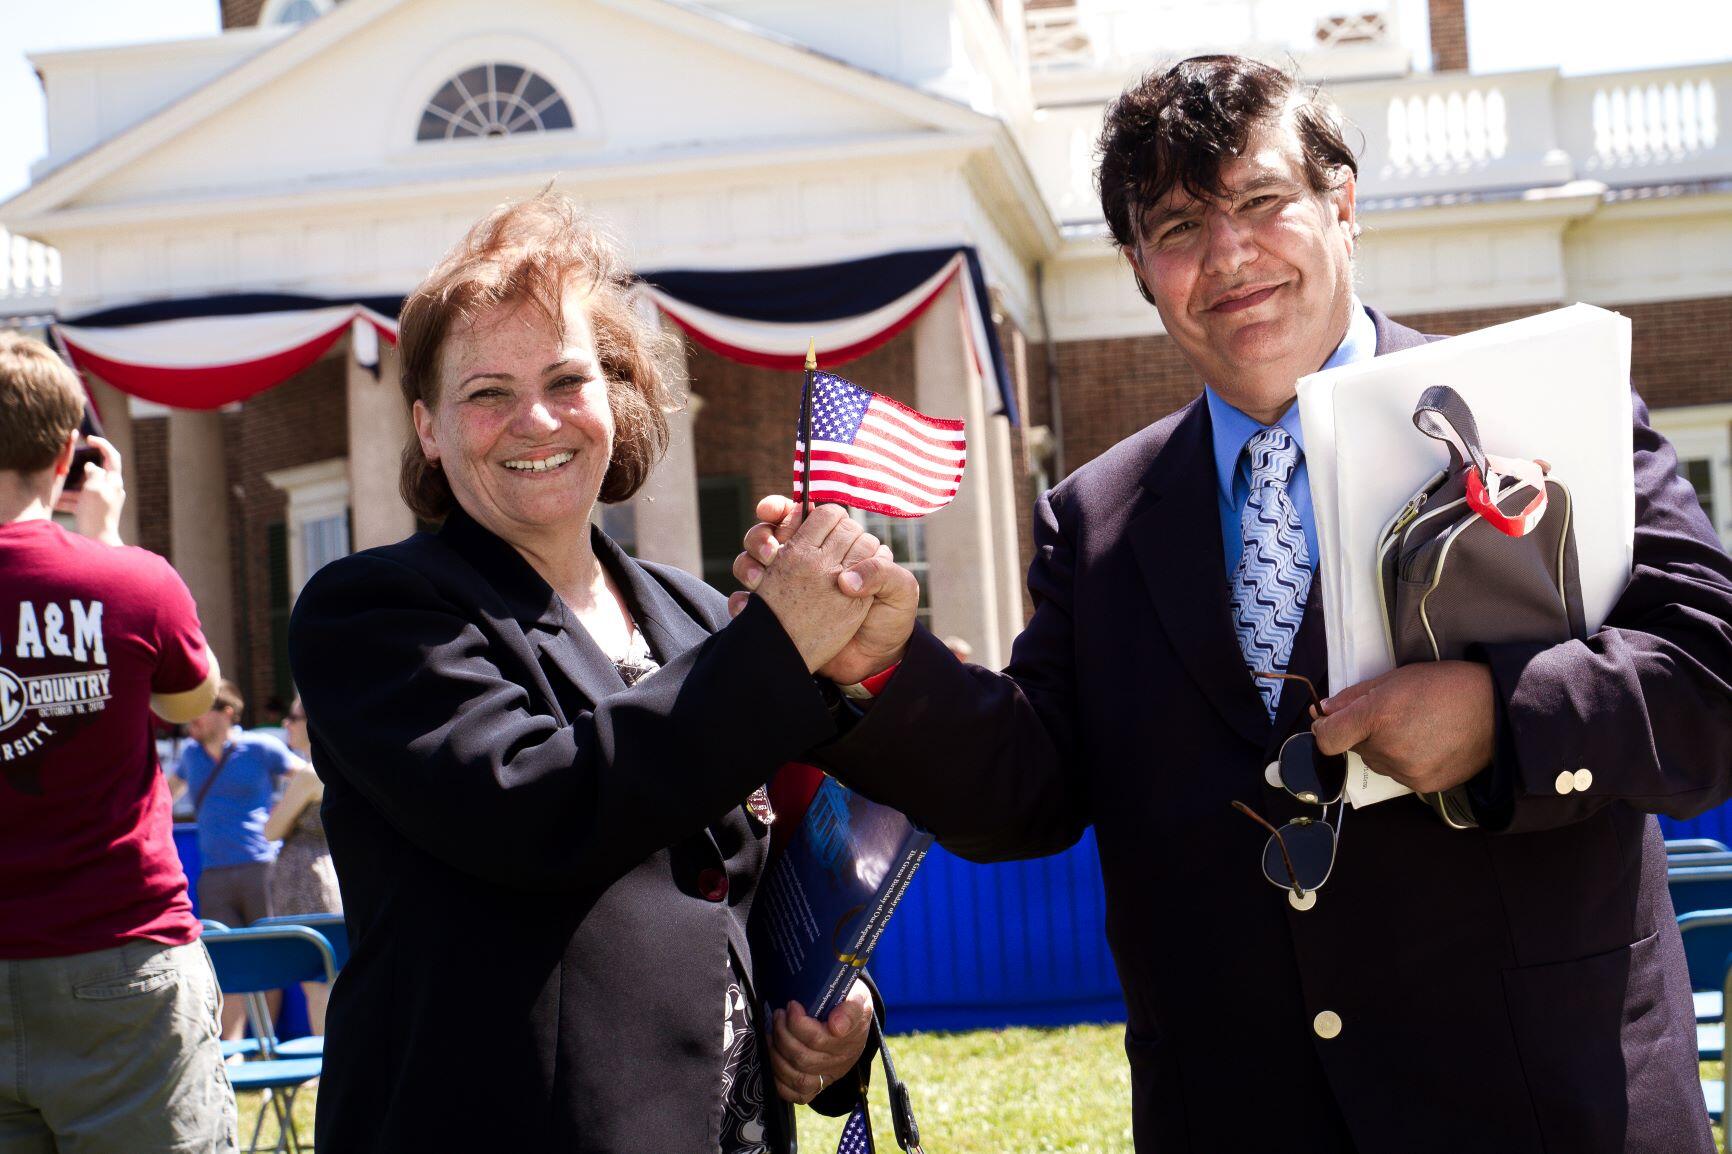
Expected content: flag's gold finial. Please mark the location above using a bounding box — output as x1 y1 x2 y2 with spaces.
805 340 817 371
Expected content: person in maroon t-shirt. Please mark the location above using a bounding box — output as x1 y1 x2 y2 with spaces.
0 332 235 1153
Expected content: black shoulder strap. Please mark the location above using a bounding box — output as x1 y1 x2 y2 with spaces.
859 969 926 1154
1412 385 1490 482
191 744 235 818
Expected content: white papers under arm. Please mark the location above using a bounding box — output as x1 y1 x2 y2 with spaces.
1296 304 1635 809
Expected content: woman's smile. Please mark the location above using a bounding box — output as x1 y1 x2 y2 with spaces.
502 449 577 473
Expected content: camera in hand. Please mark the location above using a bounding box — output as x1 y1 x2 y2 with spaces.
63 404 106 492
64 439 103 492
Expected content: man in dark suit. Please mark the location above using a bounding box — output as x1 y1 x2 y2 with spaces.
735 56 1732 1153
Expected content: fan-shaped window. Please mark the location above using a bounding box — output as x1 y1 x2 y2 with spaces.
416 63 573 142
268 0 330 23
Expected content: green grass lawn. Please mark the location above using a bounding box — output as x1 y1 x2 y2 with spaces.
237 1028 1719 1152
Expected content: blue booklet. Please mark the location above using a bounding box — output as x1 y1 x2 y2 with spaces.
753 775 934 1020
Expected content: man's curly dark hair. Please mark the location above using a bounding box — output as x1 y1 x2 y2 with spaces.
1097 55 1359 251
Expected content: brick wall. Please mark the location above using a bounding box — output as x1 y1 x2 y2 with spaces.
132 416 171 559
1395 298 1732 411
1034 294 1732 481
687 331 918 502
228 357 350 713
685 326 1050 617
1606 297 1732 411
1028 332 1205 473
1389 303 1554 337
1428 0 1469 72
221 0 265 29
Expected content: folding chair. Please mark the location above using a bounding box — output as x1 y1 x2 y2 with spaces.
1676 908 1732 1122
199 922 265 1062
1667 865 1732 919
1667 866 1732 1027
203 925 336 1154
250 914 348 1058
1665 851 1732 870
1667 838 1731 857
253 913 348 971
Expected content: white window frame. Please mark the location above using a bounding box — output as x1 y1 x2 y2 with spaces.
1651 404 1732 547
388 37 603 164
265 458 352 601
854 510 933 632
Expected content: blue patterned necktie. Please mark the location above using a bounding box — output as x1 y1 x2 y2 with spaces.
1230 426 1312 717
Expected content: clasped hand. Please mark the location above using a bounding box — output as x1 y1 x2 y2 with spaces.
731 496 919 687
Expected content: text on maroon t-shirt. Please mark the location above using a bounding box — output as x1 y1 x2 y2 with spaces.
0 519 210 958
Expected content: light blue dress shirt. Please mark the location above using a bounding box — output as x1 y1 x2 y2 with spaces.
1206 299 1377 579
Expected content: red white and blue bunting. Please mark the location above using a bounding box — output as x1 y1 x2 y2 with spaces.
56 303 399 410
641 247 1014 422
50 247 1017 422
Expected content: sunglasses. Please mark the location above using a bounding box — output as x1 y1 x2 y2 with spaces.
1231 672 1348 905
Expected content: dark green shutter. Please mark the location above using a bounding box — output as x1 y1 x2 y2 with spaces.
267 522 294 698
697 476 753 593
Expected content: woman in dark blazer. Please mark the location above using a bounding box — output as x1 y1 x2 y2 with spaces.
288 192 907 1152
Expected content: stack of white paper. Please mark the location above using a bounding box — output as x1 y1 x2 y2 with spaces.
1297 304 1635 807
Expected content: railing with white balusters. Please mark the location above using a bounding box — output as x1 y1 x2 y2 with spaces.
1025 6 1094 71
1333 64 1732 198
1330 70 1573 196
0 229 61 322
1566 70 1723 180
1024 61 1732 227
1024 0 1407 85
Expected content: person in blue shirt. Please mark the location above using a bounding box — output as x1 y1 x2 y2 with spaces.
169 678 303 1040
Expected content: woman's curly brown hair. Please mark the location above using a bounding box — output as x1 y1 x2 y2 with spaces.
396 191 678 522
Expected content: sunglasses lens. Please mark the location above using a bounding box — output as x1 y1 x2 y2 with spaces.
1279 734 1347 805
1261 819 1338 892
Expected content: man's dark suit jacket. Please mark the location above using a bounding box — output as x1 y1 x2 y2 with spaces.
288 508 859 1153
821 310 1732 1153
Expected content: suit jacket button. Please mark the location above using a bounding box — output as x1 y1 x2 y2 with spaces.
1313 1010 1343 1040
1573 768 1593 792
698 868 729 902
1554 770 1575 795
1265 761 1283 788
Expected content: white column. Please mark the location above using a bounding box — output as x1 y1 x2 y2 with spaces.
983 408 1026 644
86 375 138 547
167 408 236 674
627 325 703 575
914 278 1017 668
346 336 417 550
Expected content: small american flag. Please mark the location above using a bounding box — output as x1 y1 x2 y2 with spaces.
794 372 965 519
835 1101 876 1154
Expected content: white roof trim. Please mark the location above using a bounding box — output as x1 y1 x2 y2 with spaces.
2 0 997 221
18 132 988 233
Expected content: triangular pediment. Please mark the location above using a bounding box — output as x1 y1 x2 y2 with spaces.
9 0 991 221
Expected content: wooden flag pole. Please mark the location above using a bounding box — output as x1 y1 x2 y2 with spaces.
799 339 816 518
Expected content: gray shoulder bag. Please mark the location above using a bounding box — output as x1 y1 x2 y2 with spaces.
1377 385 1587 828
